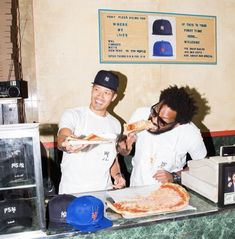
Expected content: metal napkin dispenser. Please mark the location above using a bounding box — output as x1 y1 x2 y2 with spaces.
182 156 235 205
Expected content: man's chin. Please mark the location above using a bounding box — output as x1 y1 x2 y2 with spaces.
148 130 162 135
147 128 170 135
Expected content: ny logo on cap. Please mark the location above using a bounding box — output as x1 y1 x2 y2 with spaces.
61 210 67 219
91 206 98 221
160 26 164 31
104 76 110 82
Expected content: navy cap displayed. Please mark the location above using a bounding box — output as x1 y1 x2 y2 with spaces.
153 41 173 57
93 70 119 92
152 19 172 35
66 195 113 233
0 200 32 233
48 194 76 228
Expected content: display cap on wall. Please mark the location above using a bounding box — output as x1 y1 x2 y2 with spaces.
153 41 173 57
152 19 172 35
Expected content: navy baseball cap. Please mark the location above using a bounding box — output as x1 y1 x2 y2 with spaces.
92 70 119 92
153 41 173 57
152 19 172 35
0 200 32 233
48 194 76 228
66 195 113 233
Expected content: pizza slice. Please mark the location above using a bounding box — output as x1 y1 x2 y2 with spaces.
67 133 106 142
106 183 190 218
123 120 153 135
84 134 105 141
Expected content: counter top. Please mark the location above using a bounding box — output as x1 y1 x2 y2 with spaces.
45 188 235 239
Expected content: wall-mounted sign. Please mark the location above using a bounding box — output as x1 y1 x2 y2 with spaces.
98 9 216 64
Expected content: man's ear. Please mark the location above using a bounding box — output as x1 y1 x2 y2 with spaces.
111 93 117 102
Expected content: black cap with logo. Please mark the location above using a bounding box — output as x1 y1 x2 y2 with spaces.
48 194 76 229
92 70 119 92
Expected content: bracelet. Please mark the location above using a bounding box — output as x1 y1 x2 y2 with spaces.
172 172 181 184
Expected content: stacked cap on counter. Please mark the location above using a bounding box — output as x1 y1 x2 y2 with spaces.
47 194 113 233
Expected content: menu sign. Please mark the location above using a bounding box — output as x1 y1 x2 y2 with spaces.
99 9 216 64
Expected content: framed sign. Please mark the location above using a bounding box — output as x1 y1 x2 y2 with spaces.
218 161 235 207
98 9 217 64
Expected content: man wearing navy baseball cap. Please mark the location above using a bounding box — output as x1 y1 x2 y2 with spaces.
57 70 126 194
92 70 119 92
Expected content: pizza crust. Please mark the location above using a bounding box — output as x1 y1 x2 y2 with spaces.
123 120 153 135
106 183 190 218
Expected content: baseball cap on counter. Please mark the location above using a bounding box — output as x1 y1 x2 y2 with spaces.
153 41 173 57
48 194 76 228
66 195 113 233
0 200 32 233
92 70 119 92
152 19 172 35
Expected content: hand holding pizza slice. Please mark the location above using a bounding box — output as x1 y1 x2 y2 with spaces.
61 133 107 153
123 120 153 135
66 133 106 142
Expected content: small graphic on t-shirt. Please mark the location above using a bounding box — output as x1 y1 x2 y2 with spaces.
159 161 167 168
102 151 110 161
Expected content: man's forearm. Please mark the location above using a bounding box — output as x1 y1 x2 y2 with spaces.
110 158 121 178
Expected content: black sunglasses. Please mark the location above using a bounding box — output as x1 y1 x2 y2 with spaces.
150 103 176 127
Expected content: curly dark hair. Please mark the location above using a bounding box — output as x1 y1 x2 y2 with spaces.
159 85 197 124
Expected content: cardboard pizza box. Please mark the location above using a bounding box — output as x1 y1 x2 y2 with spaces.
186 156 233 186
181 171 218 203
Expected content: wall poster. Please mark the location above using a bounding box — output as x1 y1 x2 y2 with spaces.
98 9 216 64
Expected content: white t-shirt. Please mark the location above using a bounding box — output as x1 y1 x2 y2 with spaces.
129 107 207 187
58 107 121 194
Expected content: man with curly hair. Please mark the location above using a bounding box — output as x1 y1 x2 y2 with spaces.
117 85 207 187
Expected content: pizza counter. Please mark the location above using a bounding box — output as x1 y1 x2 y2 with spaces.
45 187 235 239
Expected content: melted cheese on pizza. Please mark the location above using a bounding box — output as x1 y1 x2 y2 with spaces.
109 183 189 215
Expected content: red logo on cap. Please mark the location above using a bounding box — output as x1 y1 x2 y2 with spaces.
91 207 98 221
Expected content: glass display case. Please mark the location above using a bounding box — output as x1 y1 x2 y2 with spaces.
0 123 46 238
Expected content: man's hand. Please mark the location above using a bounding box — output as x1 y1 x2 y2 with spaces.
61 135 88 153
116 133 137 156
113 173 126 189
153 170 174 183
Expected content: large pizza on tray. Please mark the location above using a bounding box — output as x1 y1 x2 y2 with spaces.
106 183 190 218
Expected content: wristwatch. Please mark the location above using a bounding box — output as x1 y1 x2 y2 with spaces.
172 172 181 184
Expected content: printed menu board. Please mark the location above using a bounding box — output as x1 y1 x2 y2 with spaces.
99 9 216 64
